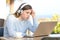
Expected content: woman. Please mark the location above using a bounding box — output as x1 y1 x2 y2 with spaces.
4 3 38 38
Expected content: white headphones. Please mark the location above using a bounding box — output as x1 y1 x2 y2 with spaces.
17 3 29 14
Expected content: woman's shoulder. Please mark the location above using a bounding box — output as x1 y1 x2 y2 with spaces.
6 14 16 21
9 14 15 18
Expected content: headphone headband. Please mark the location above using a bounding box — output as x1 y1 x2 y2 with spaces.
20 3 29 10
17 3 29 13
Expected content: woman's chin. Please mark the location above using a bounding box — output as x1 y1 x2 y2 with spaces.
23 17 29 20
23 18 28 20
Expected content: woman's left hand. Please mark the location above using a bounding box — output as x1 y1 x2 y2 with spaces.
31 9 35 18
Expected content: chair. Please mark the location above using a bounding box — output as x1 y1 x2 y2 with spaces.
0 19 4 37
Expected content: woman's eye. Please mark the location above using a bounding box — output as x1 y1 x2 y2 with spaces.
26 12 29 14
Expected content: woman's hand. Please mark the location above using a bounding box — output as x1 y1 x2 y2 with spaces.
16 32 23 38
31 9 35 18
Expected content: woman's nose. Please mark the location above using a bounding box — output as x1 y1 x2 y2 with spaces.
28 13 30 16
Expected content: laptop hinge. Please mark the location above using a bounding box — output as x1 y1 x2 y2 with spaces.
35 35 48 37
23 35 48 38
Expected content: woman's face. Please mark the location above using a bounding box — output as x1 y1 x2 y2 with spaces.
21 9 32 20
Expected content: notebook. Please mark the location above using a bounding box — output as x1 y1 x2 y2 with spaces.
24 21 57 38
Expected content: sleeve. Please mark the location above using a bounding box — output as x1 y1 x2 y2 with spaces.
28 17 38 33
6 18 17 37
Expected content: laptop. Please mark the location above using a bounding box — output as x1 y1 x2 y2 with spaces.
24 21 57 38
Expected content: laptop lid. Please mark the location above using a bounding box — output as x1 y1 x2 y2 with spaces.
34 21 57 37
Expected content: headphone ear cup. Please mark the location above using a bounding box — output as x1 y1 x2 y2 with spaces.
20 10 23 14
17 10 23 14
17 10 21 13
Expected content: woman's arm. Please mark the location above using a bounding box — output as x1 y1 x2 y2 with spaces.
6 18 17 37
28 9 38 32
28 17 38 33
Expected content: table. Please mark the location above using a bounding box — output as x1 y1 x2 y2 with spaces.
0 34 60 40
42 34 60 40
